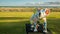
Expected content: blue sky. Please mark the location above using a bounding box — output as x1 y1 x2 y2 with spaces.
0 0 60 6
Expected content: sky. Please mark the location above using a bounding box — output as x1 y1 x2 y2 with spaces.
0 0 60 6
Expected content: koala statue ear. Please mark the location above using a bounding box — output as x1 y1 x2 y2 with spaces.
45 8 50 15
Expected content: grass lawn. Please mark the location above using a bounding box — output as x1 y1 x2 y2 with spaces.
0 12 60 34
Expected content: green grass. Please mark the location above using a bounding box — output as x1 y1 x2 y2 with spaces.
0 21 27 34
47 12 60 34
0 12 60 34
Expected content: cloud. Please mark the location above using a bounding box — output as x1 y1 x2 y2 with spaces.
0 0 60 6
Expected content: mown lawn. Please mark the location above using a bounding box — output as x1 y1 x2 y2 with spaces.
0 12 60 34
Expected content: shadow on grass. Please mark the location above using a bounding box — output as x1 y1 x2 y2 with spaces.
0 17 29 20
0 18 60 34
47 18 60 34
0 20 30 34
